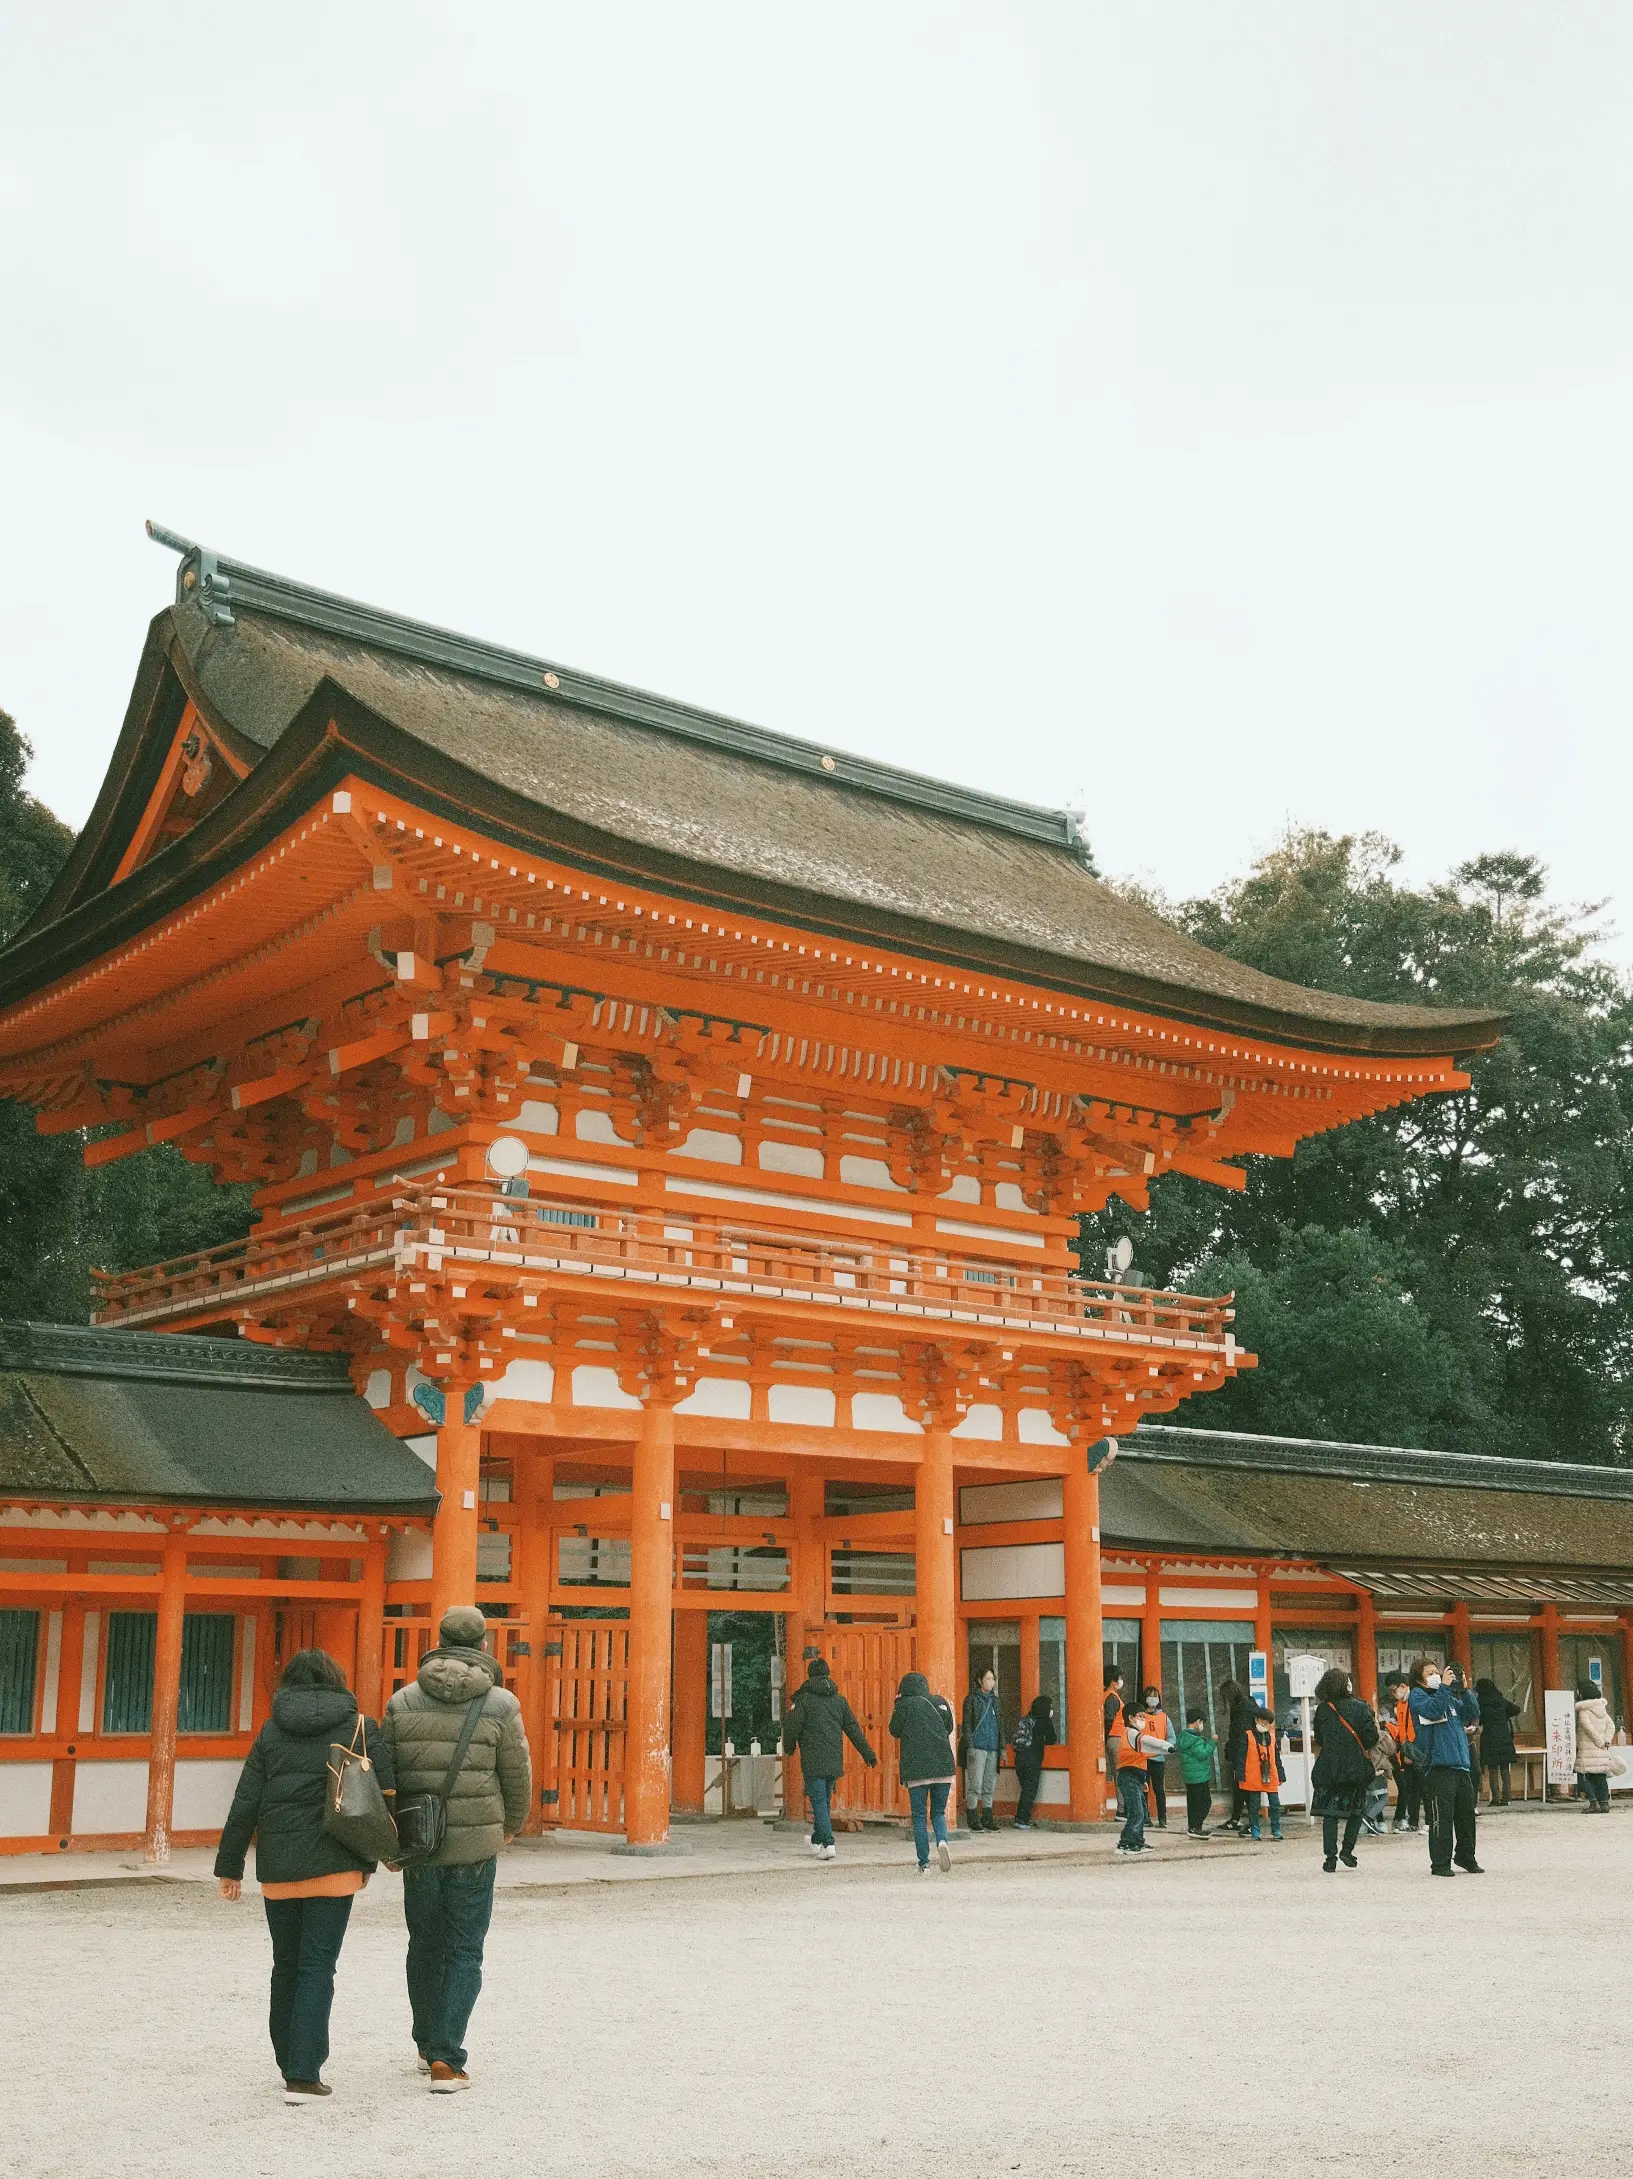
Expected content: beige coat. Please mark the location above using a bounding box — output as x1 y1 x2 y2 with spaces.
384 1646 532 1862
1575 1696 1617 1775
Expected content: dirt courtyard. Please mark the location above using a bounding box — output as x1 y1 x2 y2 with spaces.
5 1809 1626 2179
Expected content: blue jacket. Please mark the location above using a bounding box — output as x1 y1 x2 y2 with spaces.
1408 1682 1480 1769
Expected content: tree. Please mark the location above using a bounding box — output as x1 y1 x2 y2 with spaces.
1084 830 1633 1465
0 710 254 1322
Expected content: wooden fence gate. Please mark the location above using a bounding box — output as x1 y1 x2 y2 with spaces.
539 1617 629 1833
818 1624 918 1821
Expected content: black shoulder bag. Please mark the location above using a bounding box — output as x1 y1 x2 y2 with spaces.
394 1692 489 1867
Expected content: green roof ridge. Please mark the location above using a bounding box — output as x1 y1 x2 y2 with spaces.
1128 1422 1633 1503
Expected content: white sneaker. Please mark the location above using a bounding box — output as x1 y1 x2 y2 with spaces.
936 1840 951 1872
820 1843 837 1860
807 1839 824 1855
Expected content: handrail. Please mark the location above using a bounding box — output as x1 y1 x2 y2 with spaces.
91 1179 1235 1348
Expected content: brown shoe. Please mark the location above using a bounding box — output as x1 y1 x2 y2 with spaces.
283 2080 332 2104
429 2061 472 2094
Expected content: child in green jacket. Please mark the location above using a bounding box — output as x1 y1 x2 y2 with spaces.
1177 1710 1217 1837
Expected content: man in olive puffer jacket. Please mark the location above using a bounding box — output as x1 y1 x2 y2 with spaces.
383 1605 531 2091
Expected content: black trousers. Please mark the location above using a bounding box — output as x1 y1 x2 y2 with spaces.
1184 1780 1212 1832
1581 1771 1610 1811
1322 1783 1365 1861
1014 1764 1043 1824
1393 1762 1422 1825
1485 1760 1511 1804
263 1893 354 2085
1146 1766 1168 1825
1424 1765 1477 1871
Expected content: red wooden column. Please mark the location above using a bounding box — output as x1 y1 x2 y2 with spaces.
1450 1600 1473 1682
430 1392 482 1636
625 1399 677 1848
1063 1450 1107 1821
671 1609 709 1815
914 1428 957 1711
1254 1570 1273 1679
1140 1562 1164 1698
516 1450 557 1831
355 1536 387 1716
1354 1588 1378 1706
1541 1603 1562 1695
144 1527 189 1864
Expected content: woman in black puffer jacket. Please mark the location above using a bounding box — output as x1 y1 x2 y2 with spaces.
216 1649 394 2102
1310 1667 1379 1873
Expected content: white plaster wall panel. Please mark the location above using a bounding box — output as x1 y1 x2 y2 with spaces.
838 1155 905 1192
0 1763 52 1837
758 1139 824 1179
937 1218 1043 1251
529 1154 636 1188
852 1393 923 1434
1035 1771 1070 1805
1102 1585 1146 1607
516 1099 559 1135
1017 1409 1071 1445
364 1370 392 1408
960 1542 1065 1601
73 1760 149 1834
574 1108 630 1146
959 1478 1065 1525
675 1377 753 1419
490 1358 555 1403
1159 1588 1258 1611
172 1760 244 1831
951 1404 1004 1440
387 1532 434 1581
768 1383 836 1426
571 1365 642 1409
938 1173 981 1203
992 1182 1037 1214
672 1128 742 1164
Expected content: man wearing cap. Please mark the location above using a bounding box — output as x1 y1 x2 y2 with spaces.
383 1604 532 2092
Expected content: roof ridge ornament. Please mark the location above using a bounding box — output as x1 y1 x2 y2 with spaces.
147 521 233 626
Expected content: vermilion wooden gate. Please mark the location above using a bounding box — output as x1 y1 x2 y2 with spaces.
540 1617 629 1833
818 1625 918 1820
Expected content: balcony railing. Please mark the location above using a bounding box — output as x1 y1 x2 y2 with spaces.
91 1180 1237 1358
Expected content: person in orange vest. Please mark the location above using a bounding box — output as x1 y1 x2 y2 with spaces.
1240 1706 1284 1841
1110 1690 1152 1856
1139 1684 1177 1831
1386 1674 1422 1833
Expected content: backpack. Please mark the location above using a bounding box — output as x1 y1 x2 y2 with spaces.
1013 1715 1037 1759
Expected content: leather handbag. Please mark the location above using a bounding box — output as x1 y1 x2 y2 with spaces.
393 1692 489 1867
324 1714 400 1864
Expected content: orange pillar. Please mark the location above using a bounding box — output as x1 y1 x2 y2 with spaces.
1140 1562 1163 1699
624 1400 676 1847
430 1394 482 1636
1450 1600 1473 1682
1254 1570 1273 1661
1064 1452 1107 1821
355 1537 387 1716
144 1528 188 1864
914 1429 957 1709
49 1593 87 1846
1541 1603 1562 1695
672 1607 709 1815
1354 1588 1377 1706
517 1450 556 1831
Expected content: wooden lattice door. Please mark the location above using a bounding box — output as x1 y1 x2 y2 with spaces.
540 1618 629 1833
818 1625 917 1820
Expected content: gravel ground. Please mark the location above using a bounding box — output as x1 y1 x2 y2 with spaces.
5 1810 1627 2179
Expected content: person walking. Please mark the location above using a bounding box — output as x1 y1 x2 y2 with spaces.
1110 1692 1152 1856
1310 1668 1378 1872
781 1655 878 1857
960 1666 1004 1831
1239 1707 1284 1841
1010 1694 1055 1830
890 1669 958 1873
1176 1708 1217 1837
215 1648 395 2104
1216 1677 1254 1833
1574 1681 1617 1813
1387 1675 1422 1833
1474 1678 1522 1807
1138 1684 1177 1830
383 1604 531 2091
1408 1655 1482 1877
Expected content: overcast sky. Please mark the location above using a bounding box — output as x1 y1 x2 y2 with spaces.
3 5 1630 952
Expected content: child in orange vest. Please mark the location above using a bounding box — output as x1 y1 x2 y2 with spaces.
1240 1706 1284 1841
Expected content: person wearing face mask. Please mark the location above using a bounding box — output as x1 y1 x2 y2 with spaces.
1408 1656 1483 1877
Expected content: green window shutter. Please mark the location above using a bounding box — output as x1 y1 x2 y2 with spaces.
178 1615 235 1735
104 1612 157 1734
0 1610 40 1734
